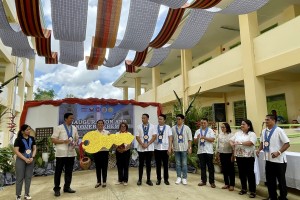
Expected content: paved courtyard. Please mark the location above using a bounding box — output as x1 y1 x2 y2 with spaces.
1 168 267 200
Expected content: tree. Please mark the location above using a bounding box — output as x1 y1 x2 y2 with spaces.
34 88 56 100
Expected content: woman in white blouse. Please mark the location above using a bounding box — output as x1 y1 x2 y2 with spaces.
230 119 257 198
217 122 235 191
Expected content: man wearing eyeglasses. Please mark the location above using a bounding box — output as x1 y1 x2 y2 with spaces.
136 113 157 186
256 114 290 200
171 114 192 185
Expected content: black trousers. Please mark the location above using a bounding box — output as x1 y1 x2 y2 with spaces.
220 153 235 186
94 151 109 183
54 157 75 191
154 150 169 181
198 153 215 184
266 161 287 200
236 157 256 193
138 151 152 181
116 150 131 182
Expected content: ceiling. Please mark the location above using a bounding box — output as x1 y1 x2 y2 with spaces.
114 0 300 89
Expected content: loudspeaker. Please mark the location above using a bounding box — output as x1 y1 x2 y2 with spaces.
212 103 226 122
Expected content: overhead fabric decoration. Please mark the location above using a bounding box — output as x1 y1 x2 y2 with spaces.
142 48 171 68
50 0 88 66
103 40 129 67
125 48 148 70
86 0 122 70
149 8 185 48
59 41 84 66
141 0 270 69
45 52 58 64
85 39 106 70
0 1 34 59
187 0 222 9
124 0 222 72
148 0 187 9
126 65 135 73
94 0 122 48
126 6 185 70
169 10 214 49
117 0 160 51
35 30 58 64
15 0 58 64
51 0 88 41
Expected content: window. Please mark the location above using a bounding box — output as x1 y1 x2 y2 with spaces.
267 94 288 123
234 100 247 126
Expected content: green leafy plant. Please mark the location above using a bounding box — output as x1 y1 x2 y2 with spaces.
0 145 15 173
34 137 55 167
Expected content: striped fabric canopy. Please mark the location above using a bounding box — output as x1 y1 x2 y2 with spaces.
86 0 122 70
15 0 58 64
133 0 270 71
0 1 34 59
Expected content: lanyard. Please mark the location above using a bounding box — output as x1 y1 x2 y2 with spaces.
157 125 166 144
63 124 73 139
263 126 277 152
143 124 149 143
199 128 208 146
176 125 184 143
22 138 32 158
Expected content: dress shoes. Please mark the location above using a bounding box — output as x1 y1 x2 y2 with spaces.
146 180 153 186
63 188 76 193
164 180 170 185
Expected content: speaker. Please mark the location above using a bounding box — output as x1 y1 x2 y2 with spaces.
212 103 226 122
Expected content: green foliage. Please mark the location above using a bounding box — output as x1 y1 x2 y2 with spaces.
0 145 15 173
34 87 56 100
34 137 55 167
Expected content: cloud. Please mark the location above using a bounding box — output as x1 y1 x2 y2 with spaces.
34 0 164 100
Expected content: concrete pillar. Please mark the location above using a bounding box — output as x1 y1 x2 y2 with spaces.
123 86 128 100
152 67 161 102
180 49 192 113
239 13 268 133
135 77 141 101
281 4 300 23
26 59 35 100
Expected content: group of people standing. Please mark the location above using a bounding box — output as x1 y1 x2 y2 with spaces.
13 112 290 200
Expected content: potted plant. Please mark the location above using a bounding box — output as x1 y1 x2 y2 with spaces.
0 145 16 186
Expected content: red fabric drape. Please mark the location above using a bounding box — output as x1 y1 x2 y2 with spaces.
20 98 163 126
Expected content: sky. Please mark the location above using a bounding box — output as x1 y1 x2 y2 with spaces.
34 0 169 100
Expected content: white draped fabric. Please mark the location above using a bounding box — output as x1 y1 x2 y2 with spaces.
50 0 88 66
143 0 270 68
51 0 88 41
148 0 187 9
0 1 34 59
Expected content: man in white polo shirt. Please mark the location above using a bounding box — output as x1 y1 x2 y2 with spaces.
136 113 157 186
257 114 290 200
194 118 216 188
51 113 79 197
154 114 172 185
